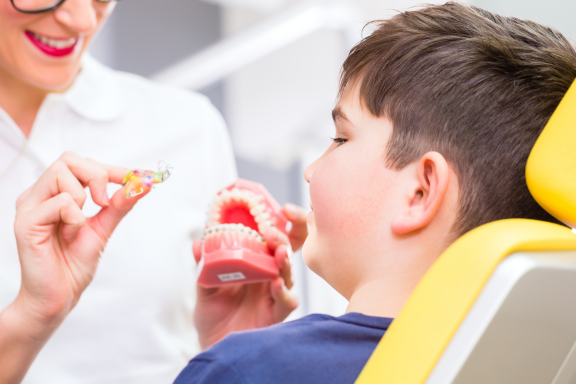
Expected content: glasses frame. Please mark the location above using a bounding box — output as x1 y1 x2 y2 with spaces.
11 0 117 14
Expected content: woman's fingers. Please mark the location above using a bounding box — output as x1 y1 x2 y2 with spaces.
18 153 130 213
88 181 150 241
270 277 299 322
16 192 86 244
58 152 129 208
57 195 87 242
283 203 308 251
15 184 34 210
86 160 129 185
19 160 87 212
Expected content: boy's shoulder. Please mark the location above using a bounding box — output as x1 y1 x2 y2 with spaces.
174 313 393 384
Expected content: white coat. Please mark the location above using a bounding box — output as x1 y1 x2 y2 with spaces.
0 55 237 384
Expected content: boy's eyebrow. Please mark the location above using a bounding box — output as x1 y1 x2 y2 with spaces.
332 107 350 123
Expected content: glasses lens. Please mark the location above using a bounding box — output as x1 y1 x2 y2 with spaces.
12 0 62 12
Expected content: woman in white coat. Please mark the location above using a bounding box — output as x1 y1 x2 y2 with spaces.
0 1 307 383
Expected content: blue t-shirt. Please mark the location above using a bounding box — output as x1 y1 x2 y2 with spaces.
174 313 393 384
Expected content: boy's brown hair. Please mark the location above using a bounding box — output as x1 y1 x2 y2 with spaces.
340 2 576 237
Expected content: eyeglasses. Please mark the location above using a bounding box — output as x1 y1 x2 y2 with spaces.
11 0 118 14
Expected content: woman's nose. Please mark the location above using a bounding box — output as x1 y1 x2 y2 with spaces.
54 0 98 33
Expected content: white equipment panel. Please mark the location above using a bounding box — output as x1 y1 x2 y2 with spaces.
427 251 576 384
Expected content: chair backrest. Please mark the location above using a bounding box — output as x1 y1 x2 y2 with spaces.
355 79 576 384
527 78 576 229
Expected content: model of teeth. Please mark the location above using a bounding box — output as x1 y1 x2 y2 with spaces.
197 179 288 287
31 32 77 49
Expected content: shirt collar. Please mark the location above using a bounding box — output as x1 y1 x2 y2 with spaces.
62 54 125 122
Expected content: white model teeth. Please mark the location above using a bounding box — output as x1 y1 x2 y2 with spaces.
206 187 275 235
31 32 76 49
202 223 265 243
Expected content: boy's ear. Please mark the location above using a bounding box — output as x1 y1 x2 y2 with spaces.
391 152 450 235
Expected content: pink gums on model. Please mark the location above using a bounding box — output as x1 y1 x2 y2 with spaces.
197 179 288 287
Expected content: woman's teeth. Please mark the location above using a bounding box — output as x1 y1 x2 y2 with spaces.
29 32 77 49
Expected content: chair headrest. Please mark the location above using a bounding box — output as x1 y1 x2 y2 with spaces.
526 79 576 228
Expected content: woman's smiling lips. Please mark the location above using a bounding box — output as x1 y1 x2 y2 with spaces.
25 31 79 57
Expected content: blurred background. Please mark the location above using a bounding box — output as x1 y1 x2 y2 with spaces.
89 0 576 320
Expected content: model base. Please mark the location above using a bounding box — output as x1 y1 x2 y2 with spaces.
197 248 279 288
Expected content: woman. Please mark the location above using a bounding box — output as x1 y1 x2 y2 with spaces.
0 0 306 383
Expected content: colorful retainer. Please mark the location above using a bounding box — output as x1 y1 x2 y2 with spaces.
196 178 288 287
122 162 172 199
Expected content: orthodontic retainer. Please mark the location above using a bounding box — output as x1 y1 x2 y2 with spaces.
122 162 172 199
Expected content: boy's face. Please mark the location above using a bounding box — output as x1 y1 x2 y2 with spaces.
303 85 411 299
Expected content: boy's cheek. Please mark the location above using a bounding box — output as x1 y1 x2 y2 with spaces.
311 162 389 241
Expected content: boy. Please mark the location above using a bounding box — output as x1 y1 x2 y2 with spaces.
175 2 576 383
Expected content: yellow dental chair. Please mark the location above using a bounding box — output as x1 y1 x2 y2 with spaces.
356 79 576 384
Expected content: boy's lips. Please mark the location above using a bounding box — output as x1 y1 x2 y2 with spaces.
306 209 315 224
24 31 79 57
307 202 314 223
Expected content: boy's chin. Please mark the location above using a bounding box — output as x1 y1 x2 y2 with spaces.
301 235 325 277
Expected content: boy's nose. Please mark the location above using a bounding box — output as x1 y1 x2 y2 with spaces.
303 162 316 184
54 0 99 34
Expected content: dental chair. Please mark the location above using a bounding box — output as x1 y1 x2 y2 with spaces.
355 79 576 384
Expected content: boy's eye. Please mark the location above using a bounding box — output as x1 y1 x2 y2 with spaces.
331 137 347 146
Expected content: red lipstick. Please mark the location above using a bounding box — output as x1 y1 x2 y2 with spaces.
25 31 78 57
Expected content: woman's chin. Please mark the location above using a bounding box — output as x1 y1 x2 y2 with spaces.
12 37 86 92
24 66 80 92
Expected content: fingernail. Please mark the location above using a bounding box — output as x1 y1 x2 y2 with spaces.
102 191 110 207
285 203 299 218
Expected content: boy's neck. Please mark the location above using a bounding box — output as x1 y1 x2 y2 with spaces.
344 236 453 318
345 274 420 319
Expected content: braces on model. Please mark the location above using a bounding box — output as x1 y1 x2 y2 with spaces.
205 187 275 236
202 223 265 243
197 179 288 287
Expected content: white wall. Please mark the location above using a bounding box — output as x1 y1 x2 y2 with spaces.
470 0 575 39
220 0 454 169
90 0 224 110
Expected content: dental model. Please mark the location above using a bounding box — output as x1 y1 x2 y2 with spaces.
122 162 172 199
197 179 288 287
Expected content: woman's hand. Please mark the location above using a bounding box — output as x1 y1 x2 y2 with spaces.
14 152 145 323
193 203 308 350
0 152 147 384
